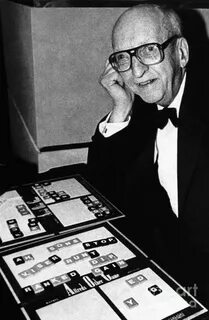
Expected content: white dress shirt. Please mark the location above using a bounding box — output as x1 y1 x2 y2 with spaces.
99 74 186 217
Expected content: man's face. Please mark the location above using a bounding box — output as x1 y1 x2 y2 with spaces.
113 11 184 106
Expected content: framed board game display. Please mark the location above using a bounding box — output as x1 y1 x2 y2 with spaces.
0 175 124 251
0 223 208 320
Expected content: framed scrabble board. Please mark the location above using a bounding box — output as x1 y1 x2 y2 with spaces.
0 223 208 320
0 175 124 250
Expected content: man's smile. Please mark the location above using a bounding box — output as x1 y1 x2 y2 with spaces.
137 79 156 87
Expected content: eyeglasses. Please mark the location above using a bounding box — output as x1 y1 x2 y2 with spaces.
109 35 179 72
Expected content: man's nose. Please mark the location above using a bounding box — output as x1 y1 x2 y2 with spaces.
131 56 149 77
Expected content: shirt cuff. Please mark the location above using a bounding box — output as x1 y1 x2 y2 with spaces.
99 112 131 137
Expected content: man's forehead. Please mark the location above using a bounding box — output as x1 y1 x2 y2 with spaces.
113 21 164 52
112 7 166 51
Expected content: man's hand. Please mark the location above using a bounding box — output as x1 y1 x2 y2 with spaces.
99 61 134 123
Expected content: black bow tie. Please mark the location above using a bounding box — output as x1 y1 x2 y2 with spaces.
155 107 178 129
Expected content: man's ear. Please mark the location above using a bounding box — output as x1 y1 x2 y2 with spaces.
177 37 189 68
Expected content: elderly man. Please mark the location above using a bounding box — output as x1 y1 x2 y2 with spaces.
87 4 209 307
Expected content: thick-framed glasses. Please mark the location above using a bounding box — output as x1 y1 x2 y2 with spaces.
109 35 179 72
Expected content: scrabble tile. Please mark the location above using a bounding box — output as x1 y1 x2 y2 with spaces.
89 258 100 267
57 274 70 284
86 202 94 207
107 237 118 245
48 191 57 196
89 195 98 202
29 266 40 275
106 253 118 262
38 190 46 195
92 209 100 214
91 267 103 277
47 245 57 252
99 207 108 212
54 243 65 250
108 262 120 272
43 195 50 199
126 277 140 287
12 231 24 238
83 242 95 250
98 239 109 246
87 206 97 212
23 286 35 296
23 254 34 262
28 218 38 224
16 204 27 210
77 251 89 260
67 270 80 281
64 238 81 247
41 280 53 291
19 210 31 216
88 250 100 259
32 283 44 294
53 196 61 201
60 195 71 200
50 276 63 287
95 212 105 219
103 210 111 217
42 259 54 267
116 260 128 269
70 238 82 245
97 255 109 264
18 270 32 278
13 256 25 265
123 297 139 308
57 191 66 196
64 257 74 265
7 219 18 226
29 225 40 231
33 262 45 272
80 196 90 202
34 183 41 188
71 254 82 263
95 202 103 208
48 255 62 264
81 199 91 204
7 218 17 224
148 285 162 296
17 207 28 213
92 200 100 205
9 227 20 233
100 265 113 276
136 274 147 283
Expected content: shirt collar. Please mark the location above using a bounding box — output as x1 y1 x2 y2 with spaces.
157 73 186 117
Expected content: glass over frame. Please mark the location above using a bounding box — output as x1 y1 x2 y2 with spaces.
109 35 179 72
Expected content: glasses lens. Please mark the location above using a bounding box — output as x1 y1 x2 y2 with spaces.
112 52 130 72
137 44 161 65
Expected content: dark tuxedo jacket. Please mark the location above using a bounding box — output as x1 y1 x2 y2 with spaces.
87 66 209 303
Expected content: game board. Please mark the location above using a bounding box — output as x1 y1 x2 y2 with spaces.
0 175 124 250
0 223 207 320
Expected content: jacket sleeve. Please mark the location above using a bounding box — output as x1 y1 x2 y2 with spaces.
86 97 157 205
